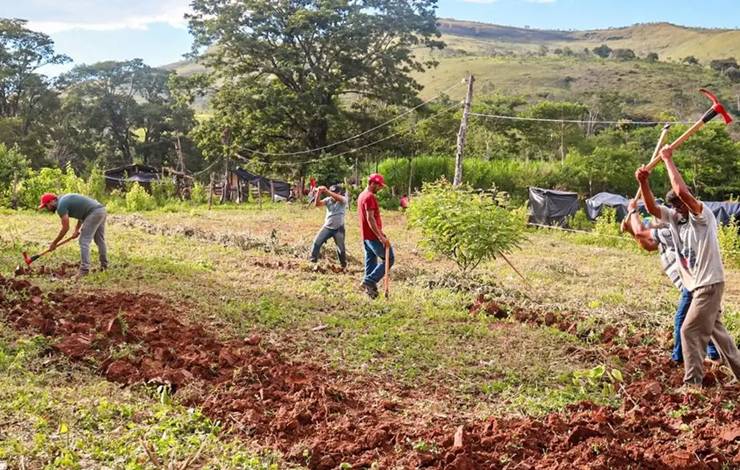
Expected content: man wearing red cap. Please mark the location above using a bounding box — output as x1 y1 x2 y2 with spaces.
357 173 393 298
39 192 108 276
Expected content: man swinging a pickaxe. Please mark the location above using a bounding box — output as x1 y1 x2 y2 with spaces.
635 89 740 389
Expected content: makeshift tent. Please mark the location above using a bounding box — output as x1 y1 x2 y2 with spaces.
104 164 160 189
528 187 579 227
586 192 629 221
704 201 740 226
232 167 292 201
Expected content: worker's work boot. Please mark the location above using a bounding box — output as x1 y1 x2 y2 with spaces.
360 282 378 299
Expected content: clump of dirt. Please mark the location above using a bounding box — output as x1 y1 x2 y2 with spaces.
109 214 307 257
2 276 739 469
13 262 79 279
468 294 643 345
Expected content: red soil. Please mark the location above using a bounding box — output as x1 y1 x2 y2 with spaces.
1 277 738 469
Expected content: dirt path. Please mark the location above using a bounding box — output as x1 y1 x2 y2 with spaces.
1 276 739 469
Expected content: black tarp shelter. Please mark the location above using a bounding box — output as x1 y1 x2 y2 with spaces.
586 192 629 221
704 201 740 226
232 167 292 200
528 187 579 226
104 164 160 189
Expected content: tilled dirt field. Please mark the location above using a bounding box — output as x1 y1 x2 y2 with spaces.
1 276 739 469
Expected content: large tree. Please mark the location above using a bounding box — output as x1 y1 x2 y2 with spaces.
0 18 69 164
187 0 444 173
57 60 198 169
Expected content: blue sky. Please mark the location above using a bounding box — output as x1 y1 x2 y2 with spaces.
4 0 739 76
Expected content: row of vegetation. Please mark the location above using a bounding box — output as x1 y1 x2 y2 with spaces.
2 2 739 203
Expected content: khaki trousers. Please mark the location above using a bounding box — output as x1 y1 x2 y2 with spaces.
681 282 740 384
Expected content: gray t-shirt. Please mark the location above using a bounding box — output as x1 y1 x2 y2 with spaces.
653 227 683 290
323 195 348 230
659 204 725 291
56 193 104 221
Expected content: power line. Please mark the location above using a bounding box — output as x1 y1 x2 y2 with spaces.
470 113 693 126
236 100 462 168
239 81 466 158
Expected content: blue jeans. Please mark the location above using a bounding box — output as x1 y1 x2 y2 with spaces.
310 226 346 267
672 288 719 362
363 240 394 286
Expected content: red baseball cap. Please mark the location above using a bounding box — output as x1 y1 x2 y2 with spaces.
368 173 385 187
38 193 58 209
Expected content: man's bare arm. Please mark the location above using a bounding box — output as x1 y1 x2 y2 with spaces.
661 146 702 216
365 210 387 245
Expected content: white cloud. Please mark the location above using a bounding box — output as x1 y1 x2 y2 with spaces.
9 0 192 33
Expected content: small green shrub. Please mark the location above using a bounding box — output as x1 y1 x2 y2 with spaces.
191 181 208 204
718 218 740 269
408 179 526 273
568 210 594 231
151 177 178 205
19 168 82 209
591 207 630 248
86 166 107 203
125 183 156 212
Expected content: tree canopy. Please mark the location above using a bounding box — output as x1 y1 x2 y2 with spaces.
187 0 444 173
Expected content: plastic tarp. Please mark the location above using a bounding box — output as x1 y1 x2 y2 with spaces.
232 167 292 200
704 201 740 226
585 192 629 221
104 164 160 187
528 187 579 227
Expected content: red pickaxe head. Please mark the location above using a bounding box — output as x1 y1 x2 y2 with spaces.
699 88 733 125
22 251 33 266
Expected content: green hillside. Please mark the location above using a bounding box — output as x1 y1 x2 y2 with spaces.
170 18 740 119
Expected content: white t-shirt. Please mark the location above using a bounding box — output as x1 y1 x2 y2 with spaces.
658 204 725 292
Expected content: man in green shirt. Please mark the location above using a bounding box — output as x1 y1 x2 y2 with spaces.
38 192 108 276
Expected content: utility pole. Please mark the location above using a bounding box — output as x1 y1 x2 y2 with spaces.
220 128 230 203
453 74 474 187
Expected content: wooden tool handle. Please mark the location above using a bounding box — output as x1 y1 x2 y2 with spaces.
384 242 391 299
634 124 671 200
668 120 705 152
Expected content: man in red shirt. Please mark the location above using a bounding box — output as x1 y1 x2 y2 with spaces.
358 173 394 299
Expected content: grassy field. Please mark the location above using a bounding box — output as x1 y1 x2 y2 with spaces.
1 203 739 467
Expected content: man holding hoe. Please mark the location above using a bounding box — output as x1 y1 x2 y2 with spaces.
636 147 740 387
622 198 720 364
309 184 348 269
358 173 393 299
38 192 108 276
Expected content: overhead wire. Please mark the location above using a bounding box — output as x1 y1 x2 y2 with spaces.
469 112 693 126
235 99 463 168
239 80 466 157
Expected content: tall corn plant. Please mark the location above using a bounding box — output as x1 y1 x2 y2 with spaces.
408 180 526 274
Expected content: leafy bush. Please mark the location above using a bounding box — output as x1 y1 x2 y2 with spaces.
18 166 88 209
191 181 208 204
151 177 178 205
408 180 526 273
0 144 28 207
591 207 631 248
718 218 740 269
125 183 156 211
86 166 107 203
567 210 595 231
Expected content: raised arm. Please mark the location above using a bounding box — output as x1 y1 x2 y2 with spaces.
635 166 661 219
325 189 347 205
314 186 326 207
660 146 703 216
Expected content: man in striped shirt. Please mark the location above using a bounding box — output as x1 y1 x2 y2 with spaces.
622 198 718 363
